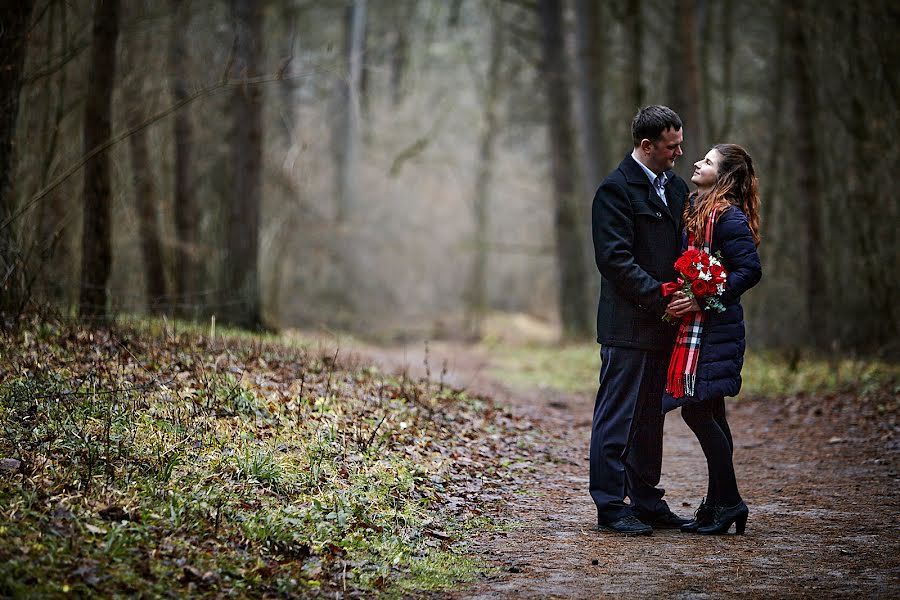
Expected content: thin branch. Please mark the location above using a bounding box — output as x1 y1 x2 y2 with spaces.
2 66 337 233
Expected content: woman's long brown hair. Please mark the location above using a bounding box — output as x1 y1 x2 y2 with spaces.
683 143 761 246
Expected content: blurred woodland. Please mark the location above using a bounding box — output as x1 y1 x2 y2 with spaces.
1 0 898 357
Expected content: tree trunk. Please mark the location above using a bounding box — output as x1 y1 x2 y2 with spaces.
787 3 828 349
844 4 897 347
170 0 198 318
574 0 608 192
390 27 409 107
448 0 464 28
574 0 608 326
334 0 367 223
35 2 68 307
763 4 787 257
223 0 264 328
0 1 35 316
716 0 735 140
668 0 705 179
79 0 120 323
539 0 592 339
124 27 167 314
623 0 643 111
464 6 505 339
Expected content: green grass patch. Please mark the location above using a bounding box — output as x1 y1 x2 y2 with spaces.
486 342 600 394
485 340 898 399
0 316 532 597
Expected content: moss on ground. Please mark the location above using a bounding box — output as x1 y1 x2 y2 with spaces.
0 317 531 598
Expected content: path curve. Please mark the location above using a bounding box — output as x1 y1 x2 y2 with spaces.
308 336 900 598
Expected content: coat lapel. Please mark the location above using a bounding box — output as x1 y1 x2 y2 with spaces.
620 155 684 229
663 172 685 230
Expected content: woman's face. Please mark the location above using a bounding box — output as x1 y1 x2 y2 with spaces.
691 148 721 190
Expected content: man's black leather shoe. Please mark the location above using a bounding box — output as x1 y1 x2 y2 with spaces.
598 515 652 536
635 510 691 529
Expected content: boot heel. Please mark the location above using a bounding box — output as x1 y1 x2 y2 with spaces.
696 501 748 535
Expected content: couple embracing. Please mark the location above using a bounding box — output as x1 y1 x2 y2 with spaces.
589 105 762 536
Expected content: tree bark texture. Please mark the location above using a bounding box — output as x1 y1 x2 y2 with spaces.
334 0 367 223
390 26 408 107
35 2 69 306
124 29 167 314
668 0 704 180
224 0 264 328
623 0 643 111
169 0 198 317
79 0 120 322
573 0 608 325
786 4 828 348
574 0 607 192
464 6 504 338
0 1 35 316
539 0 592 339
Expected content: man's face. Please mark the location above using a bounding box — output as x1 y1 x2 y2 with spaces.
642 127 683 174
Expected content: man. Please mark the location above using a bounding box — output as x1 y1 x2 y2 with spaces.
589 105 691 535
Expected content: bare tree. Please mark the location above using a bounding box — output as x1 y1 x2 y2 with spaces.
573 0 608 319
786 2 828 349
539 0 591 339
623 0 643 111
34 2 71 308
574 0 608 192
668 0 705 178
170 0 198 317
334 0 367 223
223 0 263 328
464 3 505 338
79 0 121 322
0 1 35 316
389 3 413 108
123 12 167 314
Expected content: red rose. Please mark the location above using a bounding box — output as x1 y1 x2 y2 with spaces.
710 264 725 279
683 264 700 280
684 249 701 262
691 279 710 297
674 255 690 273
698 252 711 266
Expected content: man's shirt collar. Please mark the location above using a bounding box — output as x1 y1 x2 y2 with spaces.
631 151 669 188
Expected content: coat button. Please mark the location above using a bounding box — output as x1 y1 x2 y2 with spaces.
656 212 662 217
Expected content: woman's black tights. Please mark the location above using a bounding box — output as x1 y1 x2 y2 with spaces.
681 397 741 507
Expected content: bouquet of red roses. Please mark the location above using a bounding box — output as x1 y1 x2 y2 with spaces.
661 249 727 322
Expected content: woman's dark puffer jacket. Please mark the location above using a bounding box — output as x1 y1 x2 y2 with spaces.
663 205 762 412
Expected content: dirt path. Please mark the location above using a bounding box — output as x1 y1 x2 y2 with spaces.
310 336 900 598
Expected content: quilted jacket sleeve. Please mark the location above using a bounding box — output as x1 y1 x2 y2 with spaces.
715 207 762 305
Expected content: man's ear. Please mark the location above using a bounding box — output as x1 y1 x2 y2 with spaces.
639 138 653 153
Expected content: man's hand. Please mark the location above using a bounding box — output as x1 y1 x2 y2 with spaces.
665 292 701 319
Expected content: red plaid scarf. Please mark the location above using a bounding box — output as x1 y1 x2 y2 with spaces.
666 208 718 398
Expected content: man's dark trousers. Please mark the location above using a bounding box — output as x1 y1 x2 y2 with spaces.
590 345 669 524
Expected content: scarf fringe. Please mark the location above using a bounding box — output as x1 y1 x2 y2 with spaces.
665 373 696 399
685 373 695 397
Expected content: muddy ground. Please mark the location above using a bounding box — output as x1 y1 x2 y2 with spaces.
326 338 899 599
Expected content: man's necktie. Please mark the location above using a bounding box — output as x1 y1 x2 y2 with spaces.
655 177 668 206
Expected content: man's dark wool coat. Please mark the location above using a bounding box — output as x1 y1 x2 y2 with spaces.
592 154 688 351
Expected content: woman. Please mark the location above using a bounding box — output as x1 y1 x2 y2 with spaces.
665 143 762 535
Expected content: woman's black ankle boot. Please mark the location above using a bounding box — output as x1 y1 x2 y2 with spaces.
696 501 749 535
680 498 715 533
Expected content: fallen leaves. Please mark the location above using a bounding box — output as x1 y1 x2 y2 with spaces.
0 316 539 597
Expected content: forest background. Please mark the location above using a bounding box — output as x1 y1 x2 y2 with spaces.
1 0 898 358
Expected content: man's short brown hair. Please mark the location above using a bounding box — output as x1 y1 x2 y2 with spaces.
632 105 683 146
